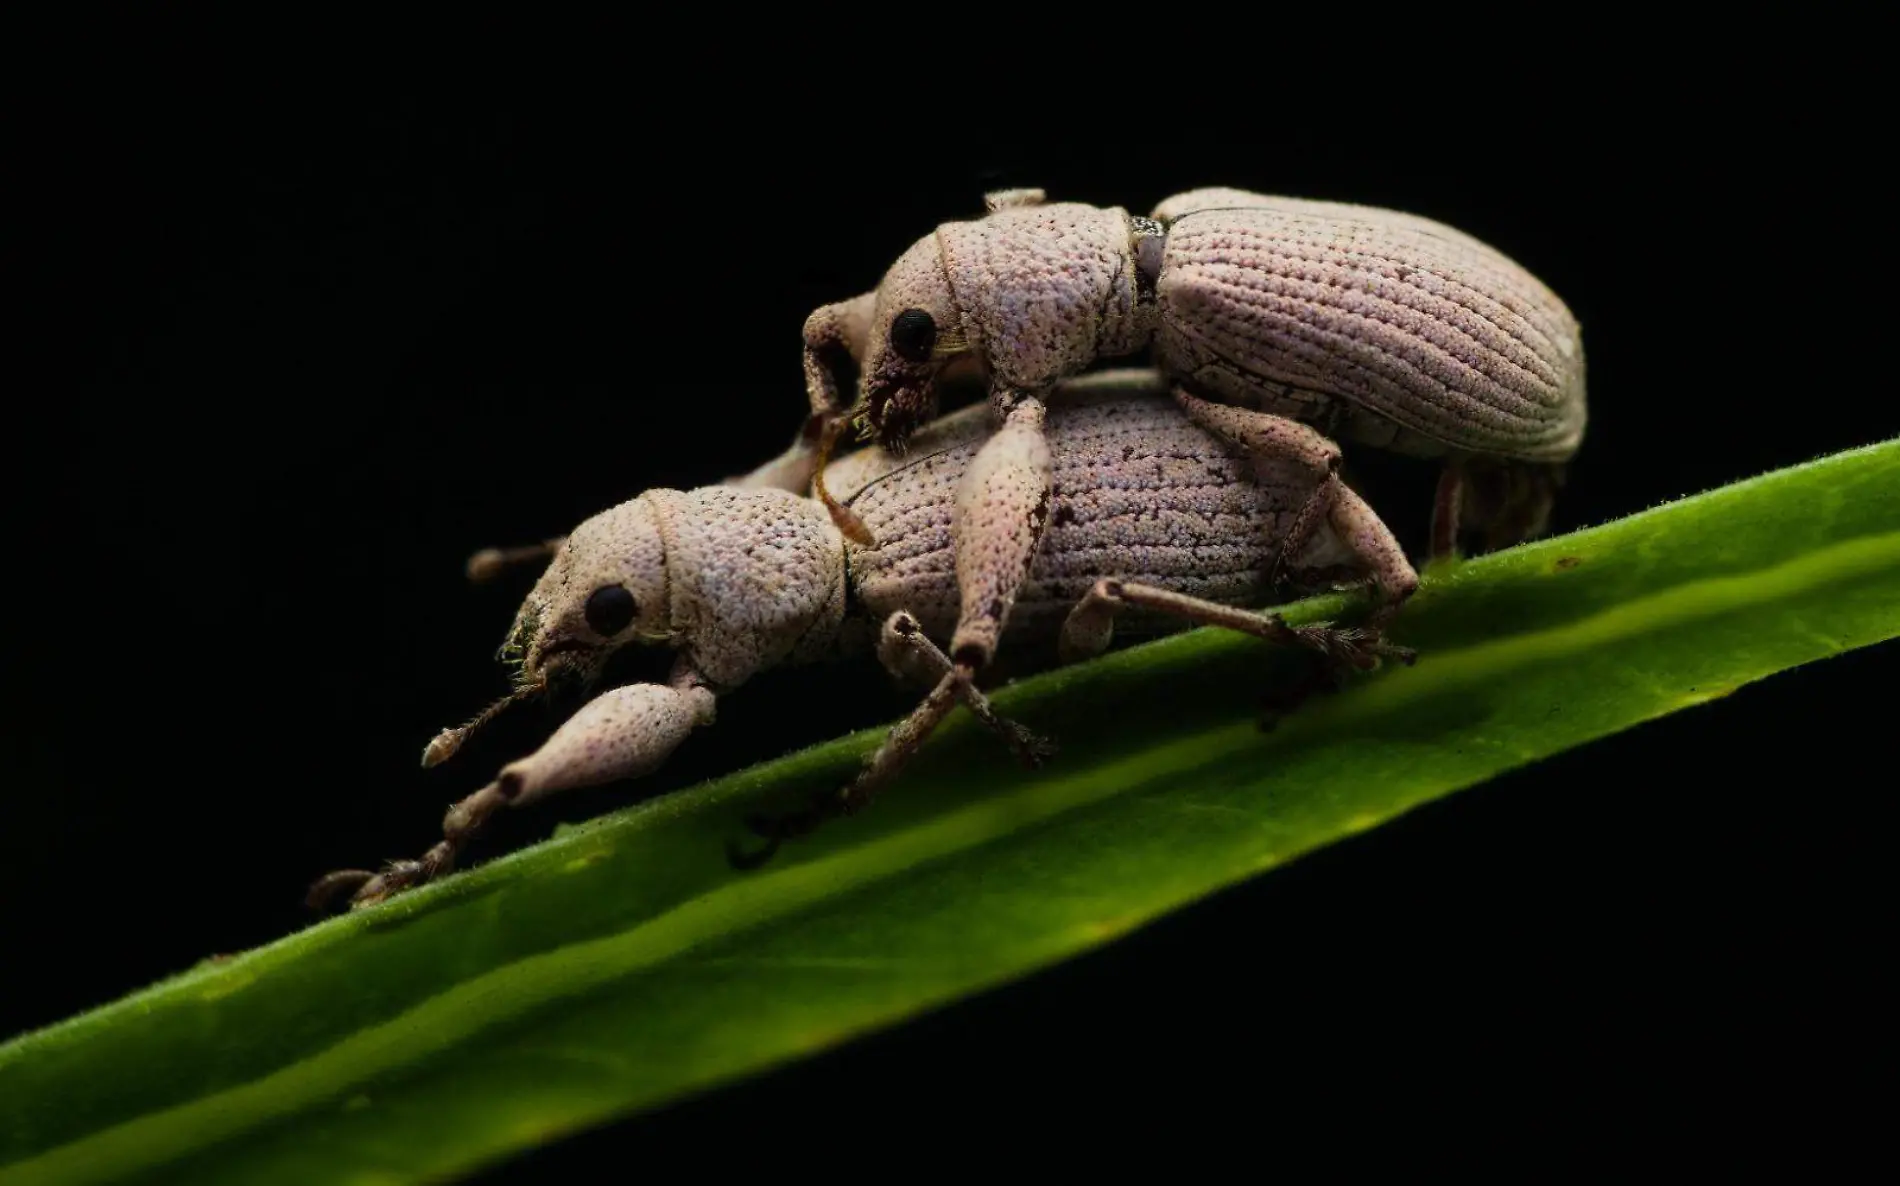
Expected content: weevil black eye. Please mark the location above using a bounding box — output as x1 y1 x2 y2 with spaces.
584 584 637 637
888 308 937 363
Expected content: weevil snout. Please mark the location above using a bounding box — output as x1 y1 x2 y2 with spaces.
429 497 677 765
527 639 601 691
515 505 672 683
863 374 937 451
858 234 967 449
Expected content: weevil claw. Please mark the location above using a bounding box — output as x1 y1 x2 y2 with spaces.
346 858 429 909
305 869 377 913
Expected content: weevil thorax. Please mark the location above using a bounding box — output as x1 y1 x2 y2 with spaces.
504 494 674 692
861 198 1160 450
641 487 849 689
932 200 1155 397
506 489 848 694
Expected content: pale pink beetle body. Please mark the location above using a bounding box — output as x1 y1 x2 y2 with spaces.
1149 188 1585 463
824 378 1383 645
316 375 1419 908
807 186 1586 467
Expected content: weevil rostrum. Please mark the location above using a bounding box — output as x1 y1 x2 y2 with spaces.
781 185 1585 585
310 371 1418 910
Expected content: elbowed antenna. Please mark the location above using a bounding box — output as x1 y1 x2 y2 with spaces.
811 409 877 547
420 680 547 768
465 538 566 584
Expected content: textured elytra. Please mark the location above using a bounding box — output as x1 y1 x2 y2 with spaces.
936 202 1151 389
824 387 1373 650
1151 189 1585 460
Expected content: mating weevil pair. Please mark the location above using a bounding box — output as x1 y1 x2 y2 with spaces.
312 372 1422 909
311 186 1585 910
786 186 1586 562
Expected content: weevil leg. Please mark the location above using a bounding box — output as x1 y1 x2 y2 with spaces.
309 781 514 911
1171 388 1343 477
1320 482 1421 631
802 293 876 422
838 672 965 812
1059 579 1415 673
464 538 567 584
946 388 1054 671
1430 462 1466 561
1470 459 1563 553
735 671 964 867
1431 457 1564 558
878 610 1055 768
310 675 718 911
1061 477 1419 673
803 294 881 544
1169 388 1347 584
736 401 1056 865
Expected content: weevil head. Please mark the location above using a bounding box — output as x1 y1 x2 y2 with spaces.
502 494 673 697
858 233 968 450
503 488 847 697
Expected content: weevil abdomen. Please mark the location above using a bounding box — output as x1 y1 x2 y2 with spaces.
1151 189 1586 462
827 393 1324 642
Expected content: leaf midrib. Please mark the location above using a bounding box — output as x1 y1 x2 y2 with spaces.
12 525 1896 1186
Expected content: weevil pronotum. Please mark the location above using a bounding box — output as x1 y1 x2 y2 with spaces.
786 185 1585 567
310 370 1418 910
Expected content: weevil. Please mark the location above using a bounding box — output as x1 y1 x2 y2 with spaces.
789 185 1585 567
310 370 1419 910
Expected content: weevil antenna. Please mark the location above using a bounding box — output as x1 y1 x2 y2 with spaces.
421 680 546 768
812 411 877 547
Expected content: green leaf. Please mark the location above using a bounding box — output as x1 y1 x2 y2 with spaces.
5 440 1897 1186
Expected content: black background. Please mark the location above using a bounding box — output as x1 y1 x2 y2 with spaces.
10 61 1895 1169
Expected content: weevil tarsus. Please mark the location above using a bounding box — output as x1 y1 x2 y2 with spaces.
304 868 378 912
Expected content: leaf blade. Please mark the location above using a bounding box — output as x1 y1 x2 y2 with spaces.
4 439 1897 1186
